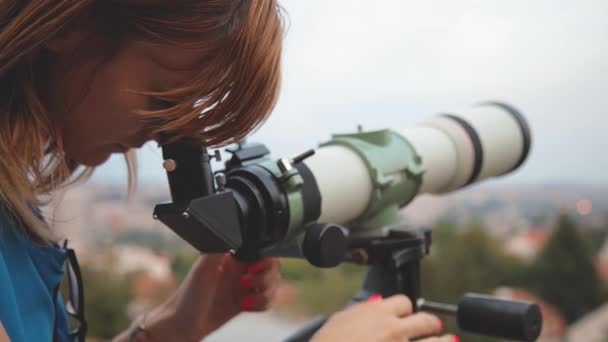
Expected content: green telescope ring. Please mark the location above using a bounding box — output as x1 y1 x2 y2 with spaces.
319 129 425 230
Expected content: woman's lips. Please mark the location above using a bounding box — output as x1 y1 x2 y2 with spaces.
112 138 148 153
111 144 130 153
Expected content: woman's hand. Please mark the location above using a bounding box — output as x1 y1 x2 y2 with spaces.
311 294 458 342
199 255 282 333
143 254 282 341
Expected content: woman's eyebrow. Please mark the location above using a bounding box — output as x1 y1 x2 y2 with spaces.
152 64 197 91
166 72 191 87
145 42 207 72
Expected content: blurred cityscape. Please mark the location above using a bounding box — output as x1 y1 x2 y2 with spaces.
44 182 608 341
47 182 608 257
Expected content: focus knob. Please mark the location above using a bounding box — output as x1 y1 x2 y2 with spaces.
302 223 349 268
457 293 542 341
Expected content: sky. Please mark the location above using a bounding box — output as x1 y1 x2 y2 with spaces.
91 0 608 189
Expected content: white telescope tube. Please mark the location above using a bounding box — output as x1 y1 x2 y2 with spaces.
303 102 531 224
406 102 531 193
303 145 373 224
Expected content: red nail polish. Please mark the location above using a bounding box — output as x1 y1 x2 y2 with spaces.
368 294 382 302
452 336 460 342
240 277 253 288
242 296 256 311
248 262 264 275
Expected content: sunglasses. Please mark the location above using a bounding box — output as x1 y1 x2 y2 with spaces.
60 240 87 342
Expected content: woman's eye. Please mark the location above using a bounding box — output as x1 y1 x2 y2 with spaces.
150 98 176 110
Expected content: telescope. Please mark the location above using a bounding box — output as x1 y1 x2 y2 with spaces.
153 101 541 341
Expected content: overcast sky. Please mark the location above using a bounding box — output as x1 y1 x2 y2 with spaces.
92 0 608 188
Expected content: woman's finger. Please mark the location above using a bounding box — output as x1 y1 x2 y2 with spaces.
189 254 229 283
380 294 413 317
418 334 458 342
397 312 442 339
246 265 281 290
246 257 279 275
242 286 277 311
224 254 249 275
239 258 280 292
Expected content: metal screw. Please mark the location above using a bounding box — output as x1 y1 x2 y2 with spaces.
215 173 226 192
163 159 177 172
277 158 293 174
181 212 190 219
228 249 236 255
416 298 426 310
212 150 222 162
153 214 159 220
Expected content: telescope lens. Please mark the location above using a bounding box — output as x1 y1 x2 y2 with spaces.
399 102 531 193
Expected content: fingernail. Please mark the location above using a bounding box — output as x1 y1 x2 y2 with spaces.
240 277 253 289
439 320 444 331
242 295 256 311
452 336 460 342
368 294 382 302
248 262 264 275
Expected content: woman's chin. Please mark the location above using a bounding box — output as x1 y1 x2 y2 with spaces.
65 143 132 167
75 151 112 167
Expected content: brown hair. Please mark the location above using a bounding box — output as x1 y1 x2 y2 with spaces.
0 0 283 243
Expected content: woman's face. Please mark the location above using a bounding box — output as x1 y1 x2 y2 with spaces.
47 40 203 166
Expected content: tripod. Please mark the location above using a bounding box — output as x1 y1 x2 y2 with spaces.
284 229 542 342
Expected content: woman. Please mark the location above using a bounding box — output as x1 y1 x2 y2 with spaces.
0 1 456 341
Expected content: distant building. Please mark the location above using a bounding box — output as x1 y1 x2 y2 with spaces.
109 245 173 280
504 229 548 261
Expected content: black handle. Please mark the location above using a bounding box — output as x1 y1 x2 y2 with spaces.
457 293 542 341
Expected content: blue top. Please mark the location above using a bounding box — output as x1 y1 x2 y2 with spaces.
0 208 70 342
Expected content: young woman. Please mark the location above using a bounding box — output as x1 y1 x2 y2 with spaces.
0 1 455 341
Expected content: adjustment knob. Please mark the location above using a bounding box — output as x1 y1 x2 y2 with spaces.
457 293 542 341
302 223 349 268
